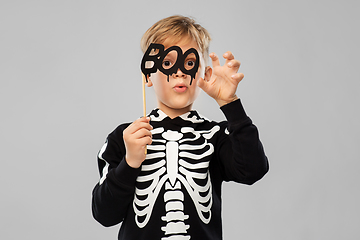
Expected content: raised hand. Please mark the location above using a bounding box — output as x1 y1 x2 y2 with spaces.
198 51 244 106
123 117 152 168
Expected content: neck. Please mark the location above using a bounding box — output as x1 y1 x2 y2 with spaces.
158 103 193 119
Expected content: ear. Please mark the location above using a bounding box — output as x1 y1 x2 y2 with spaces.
146 74 153 87
204 66 212 82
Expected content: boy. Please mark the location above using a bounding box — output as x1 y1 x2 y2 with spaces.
92 15 269 240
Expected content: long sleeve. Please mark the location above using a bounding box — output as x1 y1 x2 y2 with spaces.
216 99 269 184
92 124 141 227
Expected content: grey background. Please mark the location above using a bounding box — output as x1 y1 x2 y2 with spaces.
1 0 359 239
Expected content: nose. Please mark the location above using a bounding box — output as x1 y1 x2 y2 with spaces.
173 68 186 78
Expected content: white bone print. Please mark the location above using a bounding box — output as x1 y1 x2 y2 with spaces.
133 120 220 239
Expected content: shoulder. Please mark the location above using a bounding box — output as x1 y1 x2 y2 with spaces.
112 122 131 132
107 122 131 142
188 110 230 136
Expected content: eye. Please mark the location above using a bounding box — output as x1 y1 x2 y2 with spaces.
185 60 196 70
186 60 194 66
162 60 173 69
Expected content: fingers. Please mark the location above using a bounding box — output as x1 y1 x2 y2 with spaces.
123 117 153 168
223 51 235 61
134 129 152 145
124 117 153 143
209 51 244 83
231 72 245 83
209 53 220 68
223 51 241 71
227 59 240 69
126 117 152 133
211 51 241 71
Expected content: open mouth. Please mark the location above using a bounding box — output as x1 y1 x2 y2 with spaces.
174 84 187 93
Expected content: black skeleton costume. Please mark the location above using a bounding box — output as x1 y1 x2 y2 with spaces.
92 99 269 240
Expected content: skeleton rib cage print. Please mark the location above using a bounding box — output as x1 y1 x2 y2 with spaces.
133 109 221 240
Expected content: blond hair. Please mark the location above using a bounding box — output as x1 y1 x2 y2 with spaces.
140 15 211 64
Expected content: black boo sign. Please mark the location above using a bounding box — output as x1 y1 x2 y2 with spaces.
141 43 200 85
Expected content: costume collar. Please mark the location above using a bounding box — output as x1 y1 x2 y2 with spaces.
149 108 209 123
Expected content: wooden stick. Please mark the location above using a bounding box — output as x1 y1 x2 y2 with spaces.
142 73 147 154
142 74 147 118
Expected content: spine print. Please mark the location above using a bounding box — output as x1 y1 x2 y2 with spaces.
161 134 190 239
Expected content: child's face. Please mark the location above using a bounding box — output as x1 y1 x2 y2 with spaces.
147 39 206 116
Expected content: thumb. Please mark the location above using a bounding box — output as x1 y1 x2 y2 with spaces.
197 77 208 91
198 66 212 91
